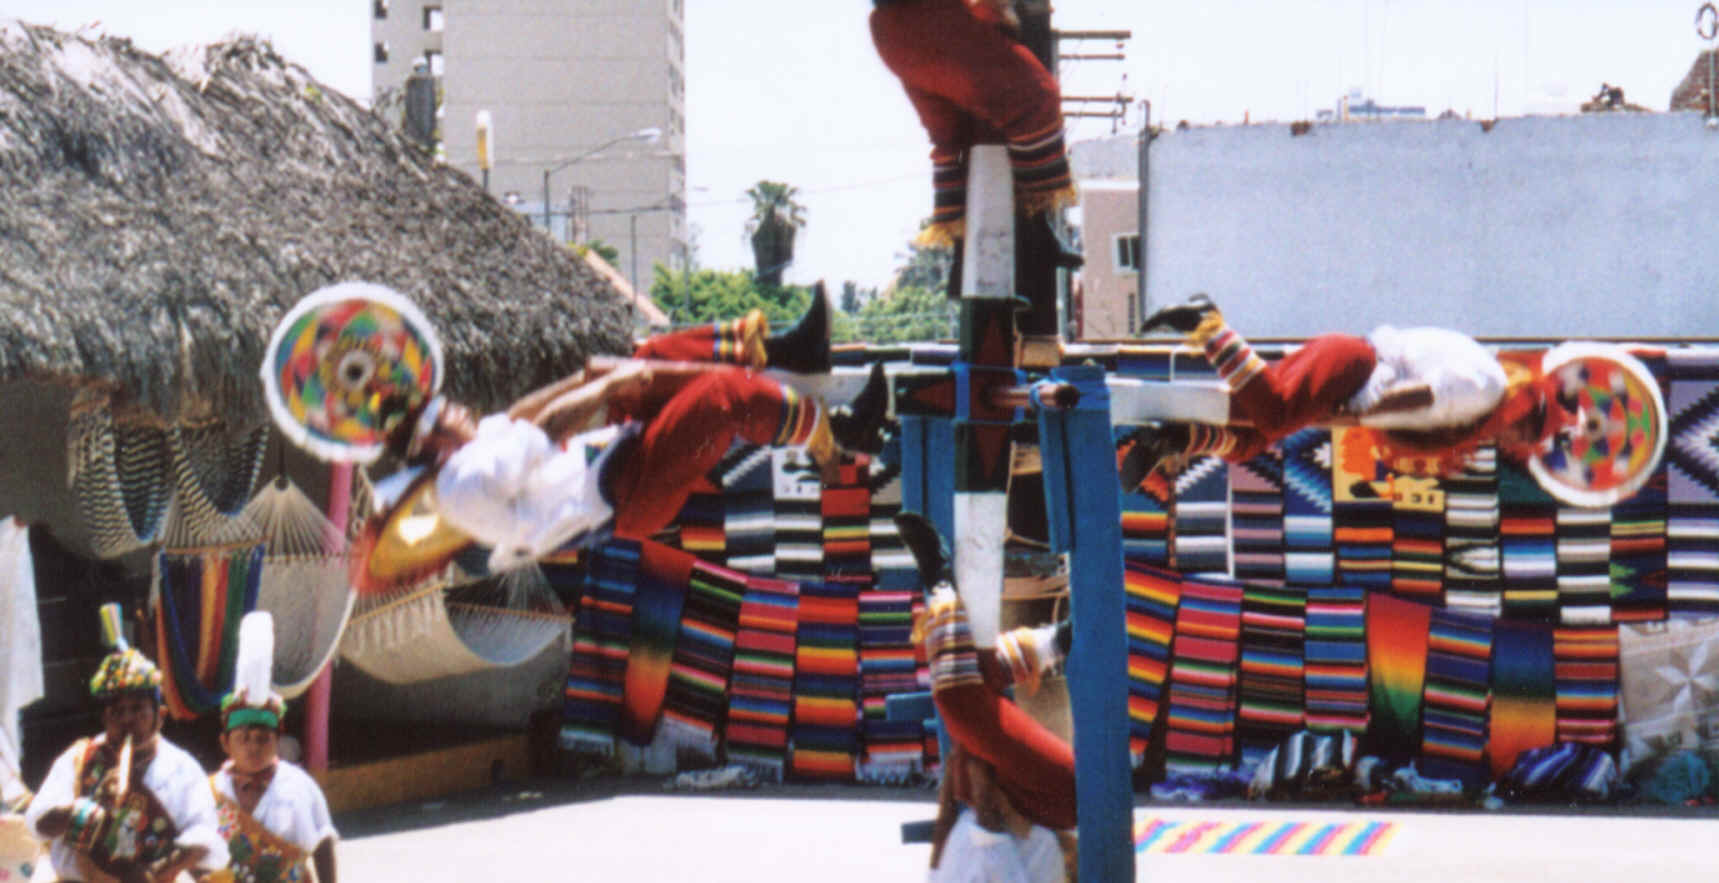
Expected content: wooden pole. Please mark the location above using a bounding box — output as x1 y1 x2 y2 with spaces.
305 461 352 773
1034 366 1135 883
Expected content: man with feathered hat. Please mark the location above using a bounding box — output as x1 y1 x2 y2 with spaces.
207 612 337 883
25 603 227 882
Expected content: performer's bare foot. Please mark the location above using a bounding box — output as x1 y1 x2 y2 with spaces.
1137 293 1218 336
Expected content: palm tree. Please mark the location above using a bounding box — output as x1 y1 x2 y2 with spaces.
744 180 807 288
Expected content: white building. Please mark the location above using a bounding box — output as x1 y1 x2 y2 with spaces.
372 0 688 295
1071 112 1719 339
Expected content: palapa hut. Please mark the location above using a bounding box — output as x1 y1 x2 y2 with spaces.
0 20 634 779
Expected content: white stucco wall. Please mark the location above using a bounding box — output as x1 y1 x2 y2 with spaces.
1073 113 1719 338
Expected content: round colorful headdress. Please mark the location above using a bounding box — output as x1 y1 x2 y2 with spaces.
221 612 286 731
1526 342 1667 508
260 282 444 464
89 603 161 702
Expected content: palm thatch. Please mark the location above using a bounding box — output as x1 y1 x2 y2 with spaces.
0 21 634 426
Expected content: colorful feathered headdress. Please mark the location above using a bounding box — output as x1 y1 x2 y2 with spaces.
88 603 162 702
220 612 286 731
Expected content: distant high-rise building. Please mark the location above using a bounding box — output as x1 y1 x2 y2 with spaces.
372 0 687 295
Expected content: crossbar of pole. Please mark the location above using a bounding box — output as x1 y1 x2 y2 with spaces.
1060 53 1127 61
1055 29 1133 39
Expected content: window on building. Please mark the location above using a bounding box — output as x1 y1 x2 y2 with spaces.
423 6 443 31
373 41 389 63
425 50 444 76
373 0 388 19
1113 233 1141 273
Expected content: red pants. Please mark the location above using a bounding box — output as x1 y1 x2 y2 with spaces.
630 317 756 366
870 0 1069 232
604 323 815 538
934 652 1077 831
1222 333 1376 461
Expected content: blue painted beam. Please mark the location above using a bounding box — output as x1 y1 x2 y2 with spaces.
1035 364 1135 883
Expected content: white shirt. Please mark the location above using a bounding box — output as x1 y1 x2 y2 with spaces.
1346 326 1508 430
25 736 229 878
211 760 337 854
928 809 1066 883
434 416 621 572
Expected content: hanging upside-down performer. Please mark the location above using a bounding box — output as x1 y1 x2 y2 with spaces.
260 281 889 581
1118 294 1668 507
26 604 228 883
869 0 1082 332
896 512 1077 835
209 613 337 883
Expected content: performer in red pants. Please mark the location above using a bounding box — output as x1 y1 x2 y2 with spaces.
897 512 1076 831
1117 294 1572 492
376 292 888 574
869 0 1081 334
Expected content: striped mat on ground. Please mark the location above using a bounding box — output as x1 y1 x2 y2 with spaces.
790 579 861 781
1555 505 1612 625
1134 816 1396 856
676 491 726 563
1303 585 1369 734
658 559 747 762
1419 607 1493 786
1124 562 1182 768
725 574 799 780
1612 352 1669 621
1163 576 1244 772
561 538 640 753
820 464 872 586
858 588 923 783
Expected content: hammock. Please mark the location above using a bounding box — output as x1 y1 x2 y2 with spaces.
154 476 356 704
67 391 174 558
166 419 270 546
338 582 571 685
153 544 263 720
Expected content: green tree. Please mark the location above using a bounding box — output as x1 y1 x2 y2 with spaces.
846 283 954 343
894 239 954 292
650 265 812 328
573 238 621 266
744 180 807 288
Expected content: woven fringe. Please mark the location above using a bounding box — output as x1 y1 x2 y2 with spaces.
657 714 720 764
1017 183 1078 219
913 219 963 250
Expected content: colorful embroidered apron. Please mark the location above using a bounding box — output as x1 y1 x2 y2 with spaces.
67 738 181 883
210 782 310 883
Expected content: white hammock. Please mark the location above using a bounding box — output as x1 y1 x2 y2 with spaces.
156 477 356 699
338 583 571 684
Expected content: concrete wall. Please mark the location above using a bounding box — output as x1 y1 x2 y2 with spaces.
1072 113 1719 339
376 0 688 293
1076 182 1140 339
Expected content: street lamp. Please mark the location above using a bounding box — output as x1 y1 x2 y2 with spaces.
540 126 663 235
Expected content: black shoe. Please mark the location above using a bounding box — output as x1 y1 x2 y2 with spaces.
1116 421 1189 490
830 362 889 454
1032 211 1084 270
1138 293 1218 336
765 282 831 373
893 511 952 588
1054 617 1073 657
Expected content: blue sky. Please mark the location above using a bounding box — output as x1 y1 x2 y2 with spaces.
7 1 1711 289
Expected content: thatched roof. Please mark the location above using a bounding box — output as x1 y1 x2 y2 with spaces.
0 21 634 425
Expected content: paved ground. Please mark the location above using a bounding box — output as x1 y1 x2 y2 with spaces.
334 776 1719 881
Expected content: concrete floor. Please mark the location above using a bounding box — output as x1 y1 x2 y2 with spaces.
333 778 1719 881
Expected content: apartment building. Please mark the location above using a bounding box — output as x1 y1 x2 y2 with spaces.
372 0 688 295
